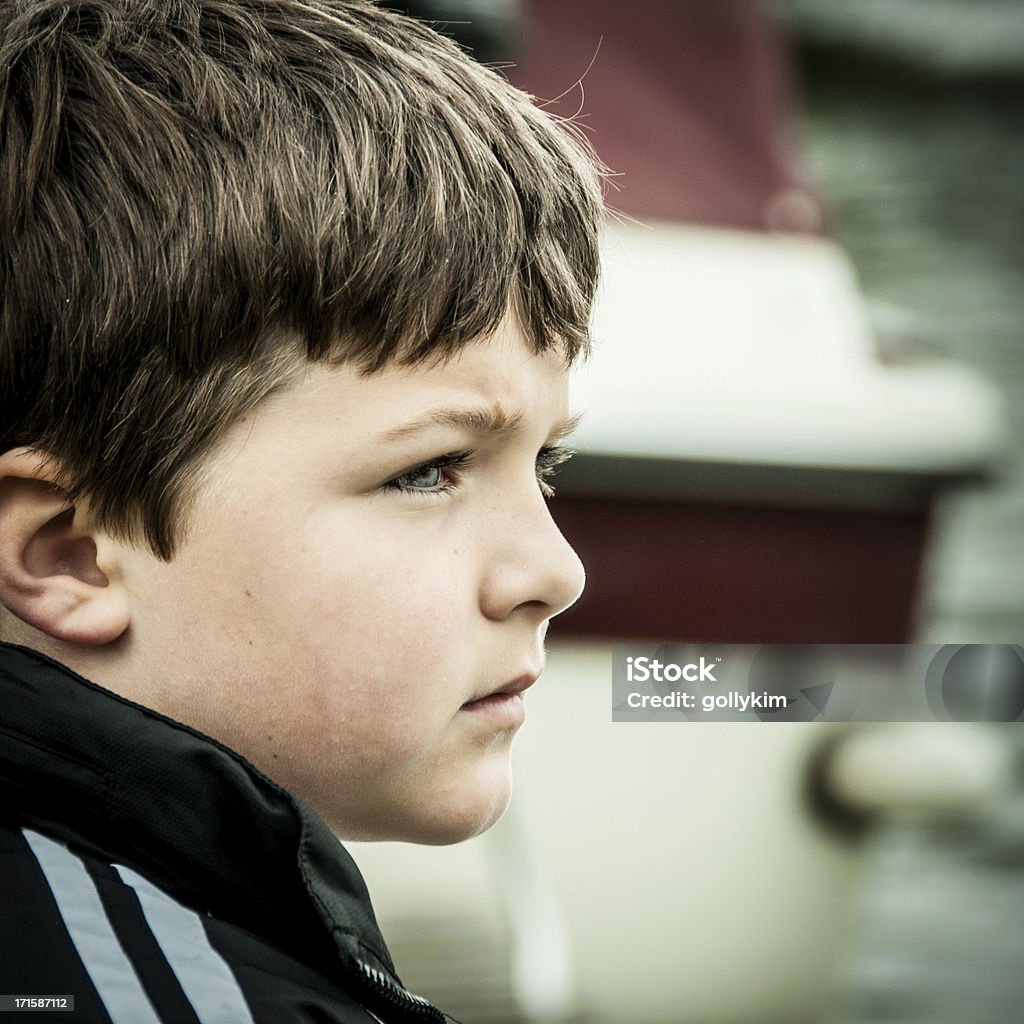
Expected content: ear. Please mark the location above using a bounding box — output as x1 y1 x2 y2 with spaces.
0 448 131 646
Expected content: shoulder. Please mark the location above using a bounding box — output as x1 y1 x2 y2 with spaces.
0 823 383 1023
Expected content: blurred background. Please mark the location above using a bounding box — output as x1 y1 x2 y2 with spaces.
355 2 1024 1021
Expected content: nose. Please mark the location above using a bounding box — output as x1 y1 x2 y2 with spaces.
478 493 586 624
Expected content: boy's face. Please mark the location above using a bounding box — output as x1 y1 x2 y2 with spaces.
114 318 585 843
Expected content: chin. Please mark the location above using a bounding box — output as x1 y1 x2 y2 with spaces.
422 777 516 845
419 797 511 846
371 763 515 845
325 752 517 844
333 798 512 845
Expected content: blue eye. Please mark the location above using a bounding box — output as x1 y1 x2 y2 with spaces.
383 445 574 498
400 465 443 490
385 452 472 495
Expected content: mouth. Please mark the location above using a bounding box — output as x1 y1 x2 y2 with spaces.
459 673 539 729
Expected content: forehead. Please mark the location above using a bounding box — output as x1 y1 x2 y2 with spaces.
313 325 567 423
206 322 572 476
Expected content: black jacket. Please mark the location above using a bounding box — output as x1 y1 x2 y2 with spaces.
0 642 452 1023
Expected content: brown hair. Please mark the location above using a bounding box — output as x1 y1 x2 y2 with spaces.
0 0 604 558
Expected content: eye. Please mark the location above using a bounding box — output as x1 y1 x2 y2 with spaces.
400 464 443 490
384 452 472 495
535 445 574 497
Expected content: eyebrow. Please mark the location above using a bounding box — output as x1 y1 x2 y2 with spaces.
377 406 583 444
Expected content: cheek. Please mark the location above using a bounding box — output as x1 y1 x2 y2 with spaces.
266 527 475 726
287 516 471 650
173 507 479 765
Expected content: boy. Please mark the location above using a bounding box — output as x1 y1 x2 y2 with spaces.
0 1 603 1021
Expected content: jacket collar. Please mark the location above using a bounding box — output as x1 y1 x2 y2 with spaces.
0 642 400 987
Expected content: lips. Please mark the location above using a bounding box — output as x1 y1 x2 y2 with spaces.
463 672 539 707
459 684 533 731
